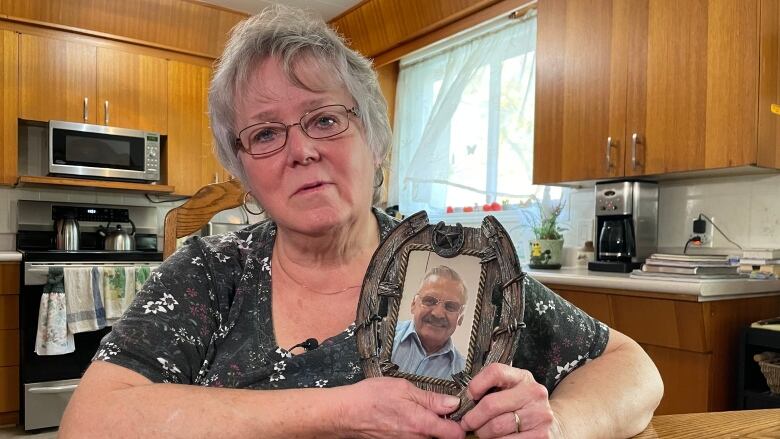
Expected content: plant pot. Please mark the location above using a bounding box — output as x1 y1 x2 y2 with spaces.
528 239 563 269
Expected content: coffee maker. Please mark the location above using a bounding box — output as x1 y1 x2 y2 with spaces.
588 181 658 273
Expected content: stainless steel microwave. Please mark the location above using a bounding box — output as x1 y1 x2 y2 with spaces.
48 120 160 182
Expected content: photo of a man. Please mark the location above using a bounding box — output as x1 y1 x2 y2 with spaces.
392 265 468 380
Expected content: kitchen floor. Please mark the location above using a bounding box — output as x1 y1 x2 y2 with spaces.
0 426 57 438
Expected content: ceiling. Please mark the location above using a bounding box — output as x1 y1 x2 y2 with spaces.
199 0 363 21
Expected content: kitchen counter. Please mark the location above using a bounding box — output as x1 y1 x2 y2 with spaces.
0 252 21 262
526 266 780 300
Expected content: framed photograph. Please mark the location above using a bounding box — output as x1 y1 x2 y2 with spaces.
355 211 526 420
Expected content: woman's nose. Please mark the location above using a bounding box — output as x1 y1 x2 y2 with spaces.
285 123 320 165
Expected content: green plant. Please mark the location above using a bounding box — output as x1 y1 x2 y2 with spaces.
526 198 566 240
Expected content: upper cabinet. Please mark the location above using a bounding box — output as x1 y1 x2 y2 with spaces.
167 61 228 196
19 33 168 133
96 48 168 134
534 0 779 184
1 30 18 186
19 34 97 125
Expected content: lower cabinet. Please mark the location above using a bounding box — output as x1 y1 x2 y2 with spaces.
550 285 780 415
0 262 19 425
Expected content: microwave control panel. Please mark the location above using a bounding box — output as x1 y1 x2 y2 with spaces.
144 133 161 181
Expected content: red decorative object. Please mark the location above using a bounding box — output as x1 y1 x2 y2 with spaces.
446 206 454 214
483 204 492 212
463 206 474 213
490 202 502 211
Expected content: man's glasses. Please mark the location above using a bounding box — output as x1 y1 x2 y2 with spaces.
417 294 463 313
235 104 358 158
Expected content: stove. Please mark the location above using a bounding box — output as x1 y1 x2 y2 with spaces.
16 200 164 430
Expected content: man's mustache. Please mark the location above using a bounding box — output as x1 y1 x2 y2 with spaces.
422 314 449 328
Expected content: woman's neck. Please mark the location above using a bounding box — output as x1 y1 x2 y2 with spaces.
274 208 379 269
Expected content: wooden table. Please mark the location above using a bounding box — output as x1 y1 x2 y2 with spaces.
633 409 780 438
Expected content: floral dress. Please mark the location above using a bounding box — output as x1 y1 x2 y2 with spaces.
94 209 608 392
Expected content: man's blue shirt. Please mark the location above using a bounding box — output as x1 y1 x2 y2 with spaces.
391 319 466 380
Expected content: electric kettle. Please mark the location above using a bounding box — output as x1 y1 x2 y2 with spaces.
98 220 136 251
54 215 80 251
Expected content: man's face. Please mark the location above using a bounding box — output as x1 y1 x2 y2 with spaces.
410 275 465 353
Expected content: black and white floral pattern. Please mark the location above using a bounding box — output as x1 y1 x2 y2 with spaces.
93 208 608 393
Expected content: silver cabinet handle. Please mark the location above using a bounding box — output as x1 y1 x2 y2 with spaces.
631 133 642 170
29 384 78 394
605 137 615 170
104 100 109 125
83 97 88 121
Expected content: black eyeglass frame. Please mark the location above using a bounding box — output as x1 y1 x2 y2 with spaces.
234 104 359 158
416 293 465 314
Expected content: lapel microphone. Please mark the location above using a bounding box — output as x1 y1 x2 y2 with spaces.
289 338 319 352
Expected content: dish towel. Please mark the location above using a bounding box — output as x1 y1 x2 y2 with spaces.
64 267 103 334
101 266 139 324
34 267 75 355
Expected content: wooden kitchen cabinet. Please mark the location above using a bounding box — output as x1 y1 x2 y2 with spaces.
534 0 779 184
167 61 228 196
0 30 17 186
547 284 780 415
0 262 20 424
96 48 168 134
19 33 97 125
19 33 168 133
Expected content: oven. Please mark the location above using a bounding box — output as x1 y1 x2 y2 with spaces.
17 201 163 430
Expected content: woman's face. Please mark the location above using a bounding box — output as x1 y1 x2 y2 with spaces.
234 59 377 236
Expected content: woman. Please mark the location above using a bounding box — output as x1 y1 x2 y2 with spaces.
60 5 663 438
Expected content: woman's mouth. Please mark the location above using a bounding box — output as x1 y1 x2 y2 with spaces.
294 181 330 195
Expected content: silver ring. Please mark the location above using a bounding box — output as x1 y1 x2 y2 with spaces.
514 411 521 433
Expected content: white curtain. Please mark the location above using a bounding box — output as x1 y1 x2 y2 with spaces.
389 12 543 215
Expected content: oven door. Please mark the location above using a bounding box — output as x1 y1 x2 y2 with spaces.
48 120 157 181
20 261 157 430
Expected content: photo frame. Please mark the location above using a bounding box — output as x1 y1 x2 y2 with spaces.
355 211 526 420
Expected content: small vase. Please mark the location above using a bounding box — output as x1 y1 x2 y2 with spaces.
528 239 564 269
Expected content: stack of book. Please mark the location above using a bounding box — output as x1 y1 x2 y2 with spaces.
630 253 741 282
739 249 780 279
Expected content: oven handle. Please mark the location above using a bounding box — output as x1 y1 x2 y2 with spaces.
28 384 78 394
24 262 160 286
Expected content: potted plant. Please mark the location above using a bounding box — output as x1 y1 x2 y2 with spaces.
526 199 566 269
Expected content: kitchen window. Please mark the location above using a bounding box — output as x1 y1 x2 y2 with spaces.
388 9 565 221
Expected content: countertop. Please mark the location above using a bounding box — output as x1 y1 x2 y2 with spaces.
526 266 780 301
0 251 21 262
632 408 780 438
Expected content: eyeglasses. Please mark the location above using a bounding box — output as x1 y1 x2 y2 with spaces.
235 104 358 158
417 294 464 313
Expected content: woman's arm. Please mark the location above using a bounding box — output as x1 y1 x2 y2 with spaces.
60 361 466 439
548 328 663 437
459 328 662 438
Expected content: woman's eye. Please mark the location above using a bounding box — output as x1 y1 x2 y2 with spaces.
315 116 337 128
253 128 279 143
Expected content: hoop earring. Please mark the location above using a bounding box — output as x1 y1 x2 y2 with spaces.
243 192 265 215
374 170 384 188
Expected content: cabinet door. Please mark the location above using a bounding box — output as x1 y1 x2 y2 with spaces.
534 0 628 184
626 0 760 175
200 66 230 184
96 48 168 133
167 60 208 196
0 30 18 186
19 34 96 124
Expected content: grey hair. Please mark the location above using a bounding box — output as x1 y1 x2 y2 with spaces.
421 265 468 303
208 4 391 204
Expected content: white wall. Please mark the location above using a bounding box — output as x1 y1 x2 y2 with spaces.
562 172 780 258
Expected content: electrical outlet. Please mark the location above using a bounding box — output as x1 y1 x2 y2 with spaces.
689 216 715 248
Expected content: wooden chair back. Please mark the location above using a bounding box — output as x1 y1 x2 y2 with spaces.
163 179 245 258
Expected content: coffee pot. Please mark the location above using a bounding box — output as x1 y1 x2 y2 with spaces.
98 220 136 251
54 215 80 251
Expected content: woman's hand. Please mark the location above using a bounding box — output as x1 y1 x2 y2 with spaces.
335 377 465 439
459 363 558 438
